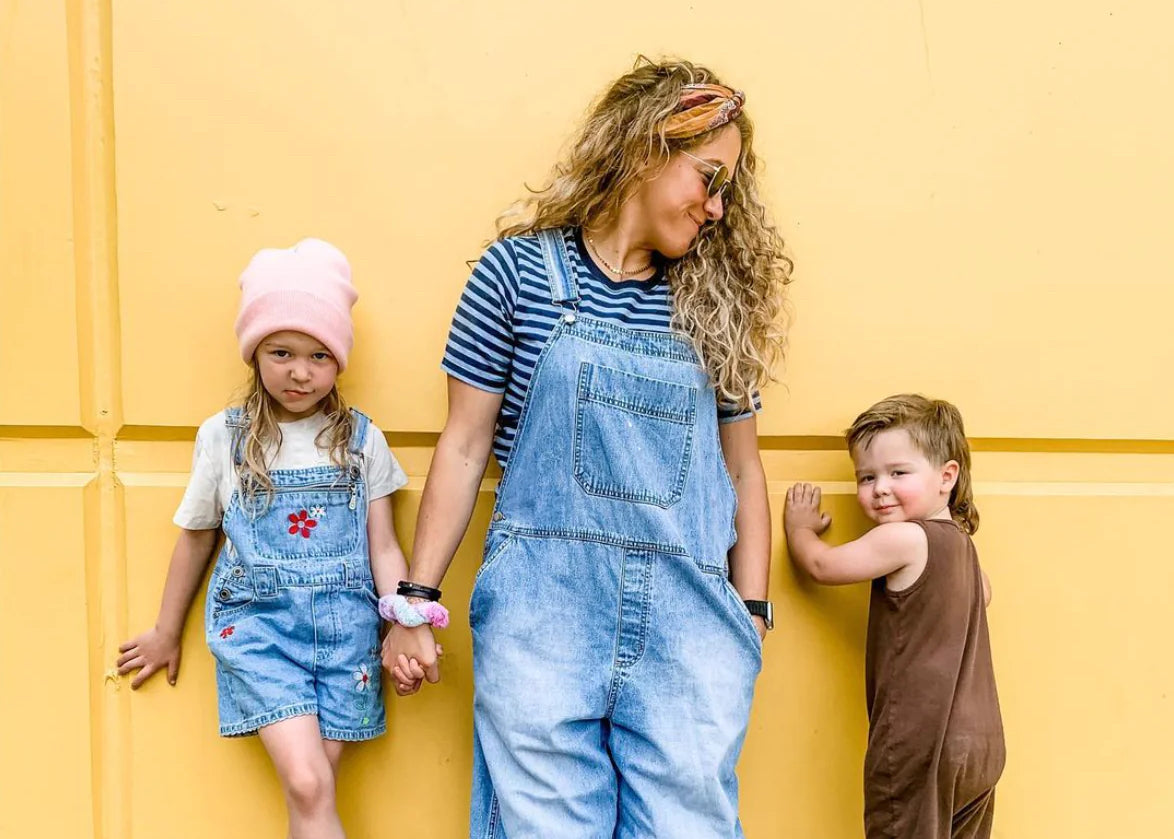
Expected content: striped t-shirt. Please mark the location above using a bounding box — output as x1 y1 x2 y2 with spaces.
441 227 758 468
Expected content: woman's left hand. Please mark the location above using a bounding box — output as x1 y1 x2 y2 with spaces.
751 615 767 641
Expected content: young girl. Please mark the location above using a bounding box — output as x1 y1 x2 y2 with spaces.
784 394 1005 839
116 239 409 839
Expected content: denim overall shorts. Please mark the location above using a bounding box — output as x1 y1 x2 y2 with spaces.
205 407 385 740
469 229 763 838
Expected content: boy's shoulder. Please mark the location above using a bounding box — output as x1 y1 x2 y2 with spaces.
866 520 928 551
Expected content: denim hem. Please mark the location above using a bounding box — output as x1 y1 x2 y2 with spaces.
502 524 689 557
320 724 387 742
219 702 319 737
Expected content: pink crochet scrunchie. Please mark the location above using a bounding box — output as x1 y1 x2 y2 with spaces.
378 594 450 629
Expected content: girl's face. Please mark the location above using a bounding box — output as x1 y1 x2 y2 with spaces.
630 123 742 259
852 428 959 525
255 331 339 422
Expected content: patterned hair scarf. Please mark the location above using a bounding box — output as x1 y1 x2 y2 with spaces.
663 83 746 140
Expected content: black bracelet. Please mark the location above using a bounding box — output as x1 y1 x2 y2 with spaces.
397 580 442 602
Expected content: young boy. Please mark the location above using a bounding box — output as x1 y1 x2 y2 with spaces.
784 394 1005 839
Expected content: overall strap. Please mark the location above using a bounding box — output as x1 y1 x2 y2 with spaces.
537 228 580 307
224 407 248 468
347 408 371 457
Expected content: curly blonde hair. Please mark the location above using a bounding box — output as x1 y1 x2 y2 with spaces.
496 57 791 409
235 361 355 513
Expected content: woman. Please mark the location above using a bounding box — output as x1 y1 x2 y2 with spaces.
384 58 791 838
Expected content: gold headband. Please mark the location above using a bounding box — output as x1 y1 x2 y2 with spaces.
663 83 746 140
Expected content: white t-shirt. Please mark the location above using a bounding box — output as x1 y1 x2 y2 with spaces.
173 410 408 530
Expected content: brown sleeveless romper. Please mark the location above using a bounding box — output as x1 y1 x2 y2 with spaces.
864 518 1006 838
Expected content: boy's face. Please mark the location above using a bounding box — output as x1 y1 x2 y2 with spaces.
851 428 958 525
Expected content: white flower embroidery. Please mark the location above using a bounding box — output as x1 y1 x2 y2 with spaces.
353 663 372 692
310 505 327 519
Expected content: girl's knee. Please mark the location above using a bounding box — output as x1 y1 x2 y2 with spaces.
282 762 335 815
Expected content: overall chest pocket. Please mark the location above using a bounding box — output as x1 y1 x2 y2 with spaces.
249 475 362 560
573 362 698 508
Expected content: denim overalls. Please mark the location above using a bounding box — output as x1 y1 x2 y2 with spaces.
205 407 385 740
469 228 763 838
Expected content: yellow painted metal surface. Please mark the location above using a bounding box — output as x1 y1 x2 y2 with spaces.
2 1 1172 837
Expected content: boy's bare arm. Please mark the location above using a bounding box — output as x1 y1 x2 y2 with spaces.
784 483 924 585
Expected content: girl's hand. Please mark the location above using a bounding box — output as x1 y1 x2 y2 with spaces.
784 483 832 538
117 627 182 689
381 623 440 695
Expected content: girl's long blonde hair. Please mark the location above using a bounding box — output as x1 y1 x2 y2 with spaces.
496 57 791 409
235 361 354 512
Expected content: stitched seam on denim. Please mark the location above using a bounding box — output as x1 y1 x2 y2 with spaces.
485 793 501 839
711 418 741 548
581 363 697 422
209 602 253 624
219 702 319 736
539 228 577 304
695 558 733 575
604 670 628 719
311 588 320 677
502 525 688 556
491 316 567 504
555 228 580 302
473 533 515 583
347 408 369 456
721 577 764 656
319 725 387 742
583 390 695 423
565 317 699 363
572 395 694 508
615 551 653 669
248 482 361 561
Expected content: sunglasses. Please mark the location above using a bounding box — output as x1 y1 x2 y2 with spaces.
680 150 733 202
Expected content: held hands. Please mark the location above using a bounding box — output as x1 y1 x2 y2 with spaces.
381 623 442 697
784 482 832 539
116 626 182 689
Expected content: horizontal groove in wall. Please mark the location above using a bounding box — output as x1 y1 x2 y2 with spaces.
3 428 1173 456
0 425 94 439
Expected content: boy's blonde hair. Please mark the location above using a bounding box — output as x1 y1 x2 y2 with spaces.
495 56 791 411
846 394 979 534
236 361 354 512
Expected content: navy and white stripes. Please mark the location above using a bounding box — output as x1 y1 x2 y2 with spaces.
442 228 757 468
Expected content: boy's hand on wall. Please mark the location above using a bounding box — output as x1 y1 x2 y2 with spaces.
117 627 182 689
784 482 832 538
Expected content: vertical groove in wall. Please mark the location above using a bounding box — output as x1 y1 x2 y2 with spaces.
65 1 125 838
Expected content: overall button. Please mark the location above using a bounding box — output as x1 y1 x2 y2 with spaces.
563 313 576 324
232 566 245 578
218 589 231 601
492 512 505 522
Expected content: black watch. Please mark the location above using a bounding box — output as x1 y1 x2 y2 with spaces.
743 599 774 630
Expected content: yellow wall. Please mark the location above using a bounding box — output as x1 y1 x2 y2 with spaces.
3 1 1172 837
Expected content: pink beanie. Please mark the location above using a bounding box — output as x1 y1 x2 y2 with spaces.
234 238 358 371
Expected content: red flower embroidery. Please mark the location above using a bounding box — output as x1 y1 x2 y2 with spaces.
220 625 235 639
288 510 318 538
